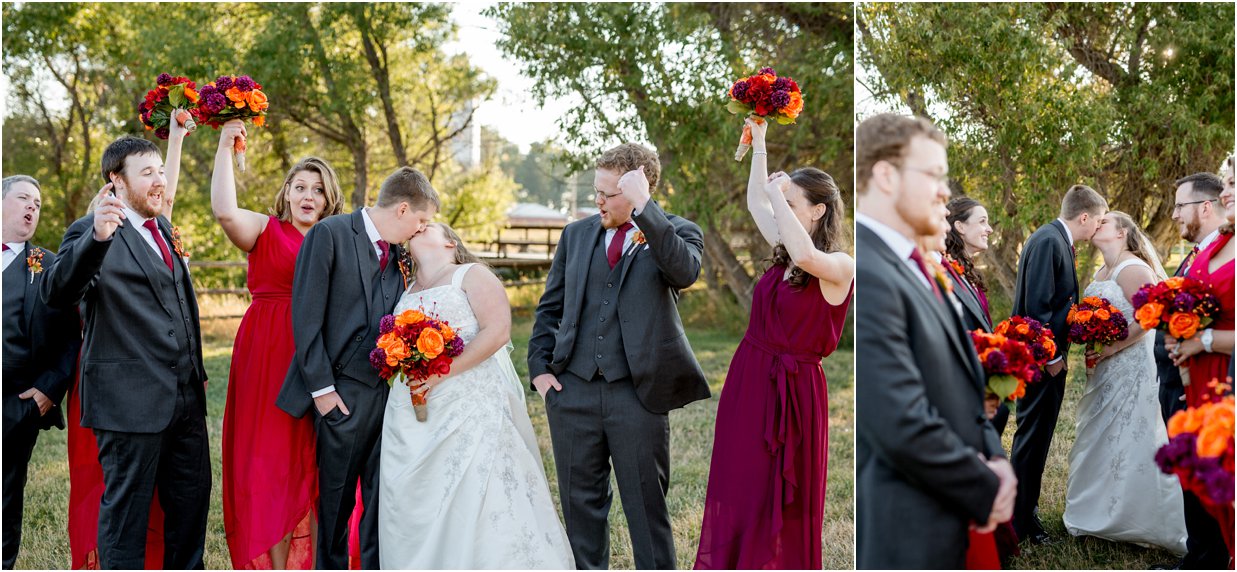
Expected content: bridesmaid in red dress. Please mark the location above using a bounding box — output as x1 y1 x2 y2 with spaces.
66 118 190 569
1168 156 1236 562
211 120 345 569
694 118 854 569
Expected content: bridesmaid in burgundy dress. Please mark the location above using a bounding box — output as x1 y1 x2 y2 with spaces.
694 118 854 569
212 120 344 569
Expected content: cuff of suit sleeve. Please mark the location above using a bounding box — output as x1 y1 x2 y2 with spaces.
1047 356 1063 365
310 385 336 398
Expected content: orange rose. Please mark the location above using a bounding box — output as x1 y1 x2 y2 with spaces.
1164 277 1185 289
1168 407 1205 438
184 86 199 103
396 310 426 327
440 324 455 342
1167 312 1201 339
1067 308 1077 323
253 115 266 127
1073 309 1094 324
1094 308 1110 321
1015 324 1031 336
1082 296 1104 306
416 328 445 359
1197 423 1231 457
995 321 1009 335
248 89 269 112
226 86 247 108
377 333 410 366
1043 338 1057 358
1135 302 1164 330
782 91 804 119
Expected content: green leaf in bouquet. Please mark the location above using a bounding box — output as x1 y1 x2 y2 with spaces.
987 374 1020 401
774 114 797 126
150 108 171 125
725 99 752 116
167 84 186 108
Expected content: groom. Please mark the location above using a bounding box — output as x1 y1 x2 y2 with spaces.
277 166 438 569
528 143 710 569
1010 184 1107 544
854 113 1014 569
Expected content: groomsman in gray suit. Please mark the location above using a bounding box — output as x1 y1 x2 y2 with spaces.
528 143 710 570
2 175 81 570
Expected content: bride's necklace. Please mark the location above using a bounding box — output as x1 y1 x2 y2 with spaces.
413 263 455 292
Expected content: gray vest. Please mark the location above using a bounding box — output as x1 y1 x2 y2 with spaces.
566 233 631 382
340 266 397 383
3 255 31 372
141 234 198 385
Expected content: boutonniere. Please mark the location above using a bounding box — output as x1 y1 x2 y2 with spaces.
944 255 965 277
170 225 189 260
397 248 414 290
925 257 953 296
26 248 43 283
631 230 646 246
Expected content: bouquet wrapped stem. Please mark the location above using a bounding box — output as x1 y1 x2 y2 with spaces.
194 75 268 174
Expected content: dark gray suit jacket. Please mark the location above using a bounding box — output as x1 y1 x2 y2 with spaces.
1012 220 1077 359
276 210 406 418
528 201 710 413
855 222 1002 569
3 245 81 432
945 261 992 333
41 215 206 433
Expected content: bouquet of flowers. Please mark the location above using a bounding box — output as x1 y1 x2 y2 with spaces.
369 308 465 422
725 67 804 161
994 316 1057 367
970 331 1041 400
1156 394 1234 549
138 73 199 139
194 75 269 172
1133 276 1221 386
1067 296 1130 372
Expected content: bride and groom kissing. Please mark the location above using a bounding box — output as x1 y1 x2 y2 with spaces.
856 113 1186 569
276 142 710 569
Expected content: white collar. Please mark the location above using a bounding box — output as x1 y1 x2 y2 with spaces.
1056 218 1075 246
121 202 156 227
360 208 383 244
857 212 916 261
4 241 27 254
1198 228 1222 251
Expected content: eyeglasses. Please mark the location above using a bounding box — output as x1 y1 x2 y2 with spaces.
594 189 622 201
902 165 949 186
1173 199 1217 212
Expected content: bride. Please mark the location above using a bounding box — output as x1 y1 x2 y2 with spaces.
377 223 574 569
1062 211 1186 553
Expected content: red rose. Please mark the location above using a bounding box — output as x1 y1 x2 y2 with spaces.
431 357 452 376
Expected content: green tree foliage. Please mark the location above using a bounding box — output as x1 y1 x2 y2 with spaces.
858 2 1235 296
488 2 854 309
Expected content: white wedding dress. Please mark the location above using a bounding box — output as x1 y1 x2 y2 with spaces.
378 264 575 569
1062 258 1186 554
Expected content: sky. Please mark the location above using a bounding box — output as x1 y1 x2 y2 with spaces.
444 3 578 154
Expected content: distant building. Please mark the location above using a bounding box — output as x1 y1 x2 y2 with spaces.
507 203 569 227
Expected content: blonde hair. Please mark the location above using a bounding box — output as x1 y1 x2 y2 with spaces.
271 157 344 222
596 143 661 193
1060 184 1107 220
1106 211 1157 266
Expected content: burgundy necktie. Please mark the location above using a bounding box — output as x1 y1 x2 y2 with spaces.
142 219 174 273
908 249 943 301
1176 245 1200 277
607 222 633 269
1070 245 1077 260
2 244 9 252
377 240 390 272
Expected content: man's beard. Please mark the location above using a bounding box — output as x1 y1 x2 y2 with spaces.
119 183 160 219
1180 218 1201 243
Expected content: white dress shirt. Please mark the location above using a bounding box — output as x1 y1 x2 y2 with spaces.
604 220 641 259
857 213 932 291
2 242 26 271
119 203 168 259
312 208 386 399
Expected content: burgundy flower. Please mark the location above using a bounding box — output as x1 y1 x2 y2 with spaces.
758 67 776 76
730 80 749 102
235 75 255 91
770 89 791 110
155 126 170 140
369 347 387 371
215 76 234 91
156 73 172 86
380 314 396 335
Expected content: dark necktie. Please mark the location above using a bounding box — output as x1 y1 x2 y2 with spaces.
607 222 633 269
377 240 390 272
142 219 174 273
1176 245 1200 277
2 244 9 252
1070 244 1077 260
908 249 943 301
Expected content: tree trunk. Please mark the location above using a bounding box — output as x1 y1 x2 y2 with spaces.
353 6 408 166
703 230 753 316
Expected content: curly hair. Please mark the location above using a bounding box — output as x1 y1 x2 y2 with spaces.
945 196 987 293
769 167 849 289
596 143 661 193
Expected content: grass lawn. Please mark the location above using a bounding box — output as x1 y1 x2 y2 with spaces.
13 302 854 569
1001 354 1183 570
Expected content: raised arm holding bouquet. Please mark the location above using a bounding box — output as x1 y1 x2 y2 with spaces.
726 67 804 161
196 75 269 172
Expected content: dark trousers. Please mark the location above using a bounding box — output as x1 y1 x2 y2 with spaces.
1011 365 1067 537
2 397 41 570
93 383 211 570
1159 377 1185 424
544 371 675 570
992 401 1011 440
314 379 388 570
